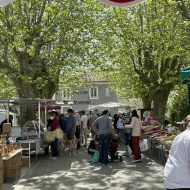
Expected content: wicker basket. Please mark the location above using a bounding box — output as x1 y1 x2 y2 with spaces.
55 128 64 139
44 131 55 142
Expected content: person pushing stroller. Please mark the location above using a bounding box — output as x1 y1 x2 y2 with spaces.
92 110 115 165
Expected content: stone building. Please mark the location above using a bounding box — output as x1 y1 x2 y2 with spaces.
53 79 118 113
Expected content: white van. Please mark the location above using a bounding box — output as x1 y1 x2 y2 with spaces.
0 109 18 126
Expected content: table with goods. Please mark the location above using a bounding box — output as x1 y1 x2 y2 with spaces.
15 120 42 168
142 118 184 163
0 134 22 183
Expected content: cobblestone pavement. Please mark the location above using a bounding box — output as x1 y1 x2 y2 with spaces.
3 147 164 190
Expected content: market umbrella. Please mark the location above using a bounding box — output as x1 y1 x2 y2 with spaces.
87 102 131 110
179 66 190 84
99 0 146 7
180 66 190 106
0 0 16 7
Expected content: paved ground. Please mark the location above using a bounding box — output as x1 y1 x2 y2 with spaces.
3 146 164 190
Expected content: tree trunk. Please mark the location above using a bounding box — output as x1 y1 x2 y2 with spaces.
14 79 37 126
11 50 59 126
14 78 56 126
142 95 152 110
152 87 171 125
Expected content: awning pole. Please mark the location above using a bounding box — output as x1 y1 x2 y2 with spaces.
45 101 47 129
7 100 10 123
38 100 41 138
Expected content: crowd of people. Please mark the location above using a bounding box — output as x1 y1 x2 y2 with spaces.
45 108 143 164
45 109 98 159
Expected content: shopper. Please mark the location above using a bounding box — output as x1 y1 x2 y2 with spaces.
125 109 142 163
48 111 60 159
164 115 190 190
122 111 133 152
92 110 115 165
59 114 67 134
88 111 98 139
116 112 124 141
75 112 81 150
80 110 88 146
66 109 77 154
113 113 119 131
66 109 77 140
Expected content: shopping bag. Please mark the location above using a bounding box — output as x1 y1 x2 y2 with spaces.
140 139 149 152
125 145 132 157
91 150 100 163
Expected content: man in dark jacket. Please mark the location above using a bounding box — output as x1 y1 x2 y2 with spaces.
66 109 77 155
66 109 77 140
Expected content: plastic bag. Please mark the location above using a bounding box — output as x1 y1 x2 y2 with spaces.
140 139 149 152
125 145 132 157
91 150 100 163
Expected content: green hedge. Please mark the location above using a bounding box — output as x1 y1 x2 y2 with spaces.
168 86 190 124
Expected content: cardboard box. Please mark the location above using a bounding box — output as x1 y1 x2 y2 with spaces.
21 158 29 167
3 123 11 134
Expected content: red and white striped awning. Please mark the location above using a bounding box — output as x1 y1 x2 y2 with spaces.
0 0 16 7
99 0 146 7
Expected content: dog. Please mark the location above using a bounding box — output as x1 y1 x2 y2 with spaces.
60 134 77 155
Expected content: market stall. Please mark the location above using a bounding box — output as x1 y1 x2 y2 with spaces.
88 102 132 115
142 118 184 163
0 134 22 182
0 99 57 173
2 149 22 182
0 156 3 189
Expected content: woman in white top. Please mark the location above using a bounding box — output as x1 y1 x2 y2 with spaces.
125 110 142 163
164 115 190 190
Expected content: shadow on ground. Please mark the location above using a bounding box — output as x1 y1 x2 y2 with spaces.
7 146 164 190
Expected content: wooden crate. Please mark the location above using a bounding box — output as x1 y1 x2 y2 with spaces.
3 150 22 182
22 158 29 167
0 157 3 190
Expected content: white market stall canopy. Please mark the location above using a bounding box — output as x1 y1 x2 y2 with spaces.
88 102 131 110
99 0 146 7
0 0 16 7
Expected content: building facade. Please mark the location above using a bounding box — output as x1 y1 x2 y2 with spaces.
53 80 118 113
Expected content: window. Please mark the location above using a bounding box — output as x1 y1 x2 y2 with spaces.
89 87 98 99
61 88 71 100
105 88 110 97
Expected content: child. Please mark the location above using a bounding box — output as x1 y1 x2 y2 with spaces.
88 137 100 156
88 140 96 156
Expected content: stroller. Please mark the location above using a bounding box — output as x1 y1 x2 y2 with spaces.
109 134 123 162
88 135 123 163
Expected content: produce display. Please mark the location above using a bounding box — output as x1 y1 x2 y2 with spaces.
0 135 19 157
142 118 162 134
142 115 185 160
153 134 176 147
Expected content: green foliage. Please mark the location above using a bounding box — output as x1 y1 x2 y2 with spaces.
91 0 190 120
0 0 106 99
0 73 16 99
168 85 190 123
